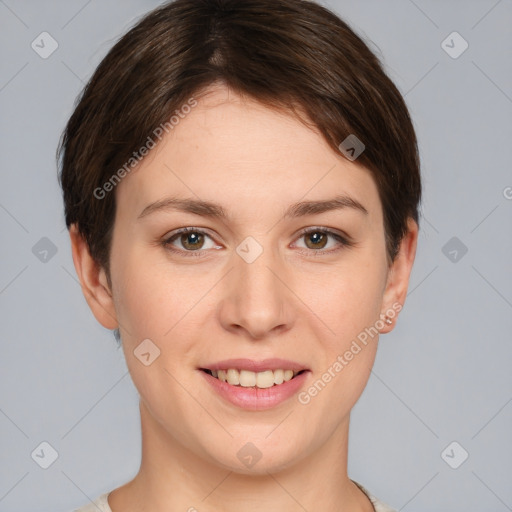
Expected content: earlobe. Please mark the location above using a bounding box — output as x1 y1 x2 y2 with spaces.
69 224 119 330
379 218 419 334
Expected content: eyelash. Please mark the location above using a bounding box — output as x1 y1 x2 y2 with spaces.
162 226 353 258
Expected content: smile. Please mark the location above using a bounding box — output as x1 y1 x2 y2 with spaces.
201 368 306 389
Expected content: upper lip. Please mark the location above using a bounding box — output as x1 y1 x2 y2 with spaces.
200 358 309 373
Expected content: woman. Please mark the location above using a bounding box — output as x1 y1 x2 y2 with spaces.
59 0 421 510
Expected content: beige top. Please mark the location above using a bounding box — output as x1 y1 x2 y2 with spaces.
73 480 396 512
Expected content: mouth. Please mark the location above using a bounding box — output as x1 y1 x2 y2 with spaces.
200 368 308 389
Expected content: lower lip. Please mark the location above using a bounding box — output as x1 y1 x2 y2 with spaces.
199 370 310 411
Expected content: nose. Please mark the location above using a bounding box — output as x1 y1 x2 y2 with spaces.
217 241 295 339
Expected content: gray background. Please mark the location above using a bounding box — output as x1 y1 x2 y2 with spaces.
0 0 511 510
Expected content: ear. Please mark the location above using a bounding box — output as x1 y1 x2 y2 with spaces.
379 217 418 334
69 223 118 330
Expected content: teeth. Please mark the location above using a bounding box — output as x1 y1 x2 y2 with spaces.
239 370 256 387
284 370 294 381
210 368 301 388
226 368 239 385
256 370 274 389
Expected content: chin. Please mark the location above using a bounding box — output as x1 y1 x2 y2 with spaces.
203 436 306 476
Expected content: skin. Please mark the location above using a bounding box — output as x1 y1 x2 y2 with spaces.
70 84 418 512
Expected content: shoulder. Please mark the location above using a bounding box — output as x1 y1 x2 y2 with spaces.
73 492 112 512
74 485 396 512
352 480 397 512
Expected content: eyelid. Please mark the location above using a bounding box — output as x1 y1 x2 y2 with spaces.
291 226 354 253
162 225 353 256
294 225 352 243
162 227 221 258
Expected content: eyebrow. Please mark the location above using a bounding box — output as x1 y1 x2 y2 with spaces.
137 194 368 221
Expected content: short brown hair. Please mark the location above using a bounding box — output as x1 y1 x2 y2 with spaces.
57 0 421 285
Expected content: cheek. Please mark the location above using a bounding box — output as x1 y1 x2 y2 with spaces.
111 243 201 340
296 267 384 425
305 257 385 339
112 255 204 419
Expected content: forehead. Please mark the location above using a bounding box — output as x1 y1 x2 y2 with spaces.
114 85 382 222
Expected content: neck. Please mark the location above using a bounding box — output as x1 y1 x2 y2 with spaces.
108 399 374 512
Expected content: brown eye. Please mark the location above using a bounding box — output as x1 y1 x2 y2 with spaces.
163 228 220 257
294 228 352 254
180 231 204 250
304 231 328 249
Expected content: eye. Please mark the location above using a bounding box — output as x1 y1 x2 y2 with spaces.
162 226 352 258
293 227 352 254
162 227 220 257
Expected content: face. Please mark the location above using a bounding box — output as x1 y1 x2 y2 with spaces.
72 84 417 474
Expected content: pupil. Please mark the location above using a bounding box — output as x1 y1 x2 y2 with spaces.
307 232 326 249
182 232 203 249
